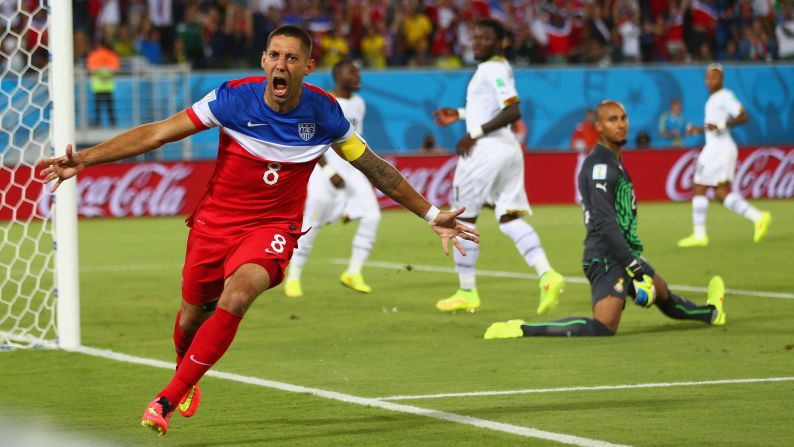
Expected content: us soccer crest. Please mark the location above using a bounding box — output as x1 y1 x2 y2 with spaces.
298 123 316 141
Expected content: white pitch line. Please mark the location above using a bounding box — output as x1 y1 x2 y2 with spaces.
376 377 794 401
69 345 628 447
326 258 794 300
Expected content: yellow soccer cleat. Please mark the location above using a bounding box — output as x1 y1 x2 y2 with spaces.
537 269 564 315
340 272 372 293
706 275 726 326
754 211 772 243
284 278 303 298
483 320 525 340
677 234 709 248
436 289 480 312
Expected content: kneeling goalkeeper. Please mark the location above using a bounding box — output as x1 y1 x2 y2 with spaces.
485 100 726 339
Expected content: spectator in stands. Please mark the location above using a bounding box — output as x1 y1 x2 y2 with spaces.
658 99 688 148
615 9 641 62
635 130 651 149
419 133 447 155
545 8 575 64
139 27 164 65
665 0 687 63
87 39 120 127
112 24 136 58
399 0 433 66
777 3 794 60
175 4 205 68
320 26 350 68
569 108 599 153
361 23 387 69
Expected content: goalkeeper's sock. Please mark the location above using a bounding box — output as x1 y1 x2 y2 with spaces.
160 308 242 405
454 223 478 290
172 310 193 366
723 192 762 223
498 219 551 276
655 293 714 323
521 317 614 337
692 195 708 238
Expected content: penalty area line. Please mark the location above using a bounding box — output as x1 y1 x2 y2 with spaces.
376 376 794 401
324 258 794 301
69 345 629 447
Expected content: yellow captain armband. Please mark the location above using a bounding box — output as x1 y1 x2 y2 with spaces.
332 132 367 161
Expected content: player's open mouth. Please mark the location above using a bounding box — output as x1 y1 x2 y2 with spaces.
272 76 288 97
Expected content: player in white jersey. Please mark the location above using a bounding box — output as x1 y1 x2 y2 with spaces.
284 60 381 296
678 64 771 247
432 19 564 314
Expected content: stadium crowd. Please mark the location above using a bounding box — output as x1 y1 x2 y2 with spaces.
59 0 794 70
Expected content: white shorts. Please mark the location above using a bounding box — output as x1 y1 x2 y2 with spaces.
694 141 738 186
303 163 380 228
451 137 531 220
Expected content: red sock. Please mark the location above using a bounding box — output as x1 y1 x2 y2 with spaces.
173 310 193 366
159 308 242 405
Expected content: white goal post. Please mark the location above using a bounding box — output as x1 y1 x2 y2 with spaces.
0 1 79 349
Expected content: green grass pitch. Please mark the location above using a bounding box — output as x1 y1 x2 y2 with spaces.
1 200 792 446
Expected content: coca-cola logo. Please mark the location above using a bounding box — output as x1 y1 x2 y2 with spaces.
665 147 794 201
377 157 457 207
38 163 193 218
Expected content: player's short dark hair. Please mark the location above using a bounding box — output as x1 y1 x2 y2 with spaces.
477 19 505 43
332 59 358 81
267 25 312 57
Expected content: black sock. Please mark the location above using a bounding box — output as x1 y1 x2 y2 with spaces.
521 317 614 337
655 293 715 324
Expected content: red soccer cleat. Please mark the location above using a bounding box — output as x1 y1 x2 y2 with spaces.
141 397 173 436
177 384 201 418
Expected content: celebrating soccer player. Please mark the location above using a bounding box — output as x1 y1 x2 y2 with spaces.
40 25 478 436
431 19 564 315
677 64 772 247
483 101 727 339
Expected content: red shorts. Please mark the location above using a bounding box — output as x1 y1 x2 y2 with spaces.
181 225 300 305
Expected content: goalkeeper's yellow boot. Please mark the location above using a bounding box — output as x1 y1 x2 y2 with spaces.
677 234 709 248
707 275 726 326
177 384 201 418
484 320 525 340
436 289 480 312
340 272 372 293
754 211 771 243
537 269 564 315
284 278 303 298
141 396 173 436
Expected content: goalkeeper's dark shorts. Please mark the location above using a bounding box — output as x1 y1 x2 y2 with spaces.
583 258 635 307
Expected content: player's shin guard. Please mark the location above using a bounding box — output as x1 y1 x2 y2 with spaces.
498 219 551 276
173 310 193 366
655 293 714 324
723 192 762 223
348 213 380 275
521 317 614 336
453 223 478 290
159 308 242 405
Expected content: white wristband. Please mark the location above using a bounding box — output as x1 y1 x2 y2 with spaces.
717 121 727 131
456 108 466 120
423 205 440 223
469 125 484 139
322 163 337 177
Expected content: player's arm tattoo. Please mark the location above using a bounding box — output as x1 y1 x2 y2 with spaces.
350 148 403 195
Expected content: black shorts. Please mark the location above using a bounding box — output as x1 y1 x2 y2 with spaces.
583 259 636 307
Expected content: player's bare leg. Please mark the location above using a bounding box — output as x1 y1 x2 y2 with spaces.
436 216 481 312
142 264 271 435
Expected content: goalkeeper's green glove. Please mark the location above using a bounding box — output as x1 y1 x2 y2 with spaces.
625 258 656 308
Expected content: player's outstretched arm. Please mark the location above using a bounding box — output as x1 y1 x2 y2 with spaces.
350 148 479 255
40 111 202 191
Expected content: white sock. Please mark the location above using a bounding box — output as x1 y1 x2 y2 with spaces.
453 223 478 290
347 213 380 275
498 219 550 276
692 195 708 238
288 226 320 281
723 192 762 223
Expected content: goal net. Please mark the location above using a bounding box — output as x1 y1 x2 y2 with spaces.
1 1 76 349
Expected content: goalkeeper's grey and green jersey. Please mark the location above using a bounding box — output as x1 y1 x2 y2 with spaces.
578 144 643 268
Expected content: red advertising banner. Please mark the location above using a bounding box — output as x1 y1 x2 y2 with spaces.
2 146 791 221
